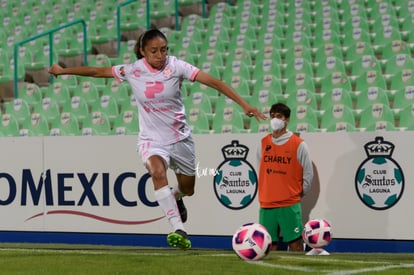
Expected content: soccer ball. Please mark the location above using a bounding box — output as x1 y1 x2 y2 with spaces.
232 222 272 261
302 219 332 249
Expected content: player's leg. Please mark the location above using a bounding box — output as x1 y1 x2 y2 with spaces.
146 155 191 249
139 142 191 249
279 203 304 252
259 208 279 250
170 136 196 223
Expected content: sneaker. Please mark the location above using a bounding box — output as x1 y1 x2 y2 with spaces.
167 229 191 249
176 197 187 223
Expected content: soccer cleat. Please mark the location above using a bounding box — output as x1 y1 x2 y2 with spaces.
176 197 187 223
167 229 191 249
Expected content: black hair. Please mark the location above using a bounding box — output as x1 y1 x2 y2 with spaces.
134 29 168 59
270 103 291 118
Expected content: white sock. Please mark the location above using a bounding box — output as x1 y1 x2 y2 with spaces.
154 186 184 232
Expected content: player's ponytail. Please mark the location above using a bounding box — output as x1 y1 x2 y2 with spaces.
134 29 168 60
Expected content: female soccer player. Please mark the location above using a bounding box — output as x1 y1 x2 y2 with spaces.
49 29 266 249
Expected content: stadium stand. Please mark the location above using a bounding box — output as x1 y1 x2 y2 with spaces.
3 0 414 136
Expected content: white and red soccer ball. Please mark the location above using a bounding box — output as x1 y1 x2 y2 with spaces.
232 222 272 261
302 219 332 249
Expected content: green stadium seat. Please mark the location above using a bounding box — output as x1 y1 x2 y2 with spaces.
50 112 81 136
286 88 318 111
112 109 139 136
0 113 20 137
32 97 61 127
62 96 90 127
392 86 414 112
90 95 119 125
187 108 210 134
212 103 246 134
72 81 100 107
3 98 31 126
355 87 390 112
20 113 50 137
82 111 112 136
397 104 414 130
288 105 319 133
358 103 395 130
320 104 356 130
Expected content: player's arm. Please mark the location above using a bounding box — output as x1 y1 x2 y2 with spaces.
194 71 267 121
48 64 113 78
298 142 313 196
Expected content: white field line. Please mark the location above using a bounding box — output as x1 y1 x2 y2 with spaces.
275 255 393 265
327 263 414 275
247 260 315 273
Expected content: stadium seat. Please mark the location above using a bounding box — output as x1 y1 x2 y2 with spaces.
90 95 119 125
112 109 139 135
397 104 414 130
249 118 271 134
62 96 90 127
82 111 112 136
341 27 372 50
320 71 353 95
286 88 318 111
284 58 314 81
314 56 347 83
392 86 414 112
380 40 411 65
33 97 61 127
372 25 402 55
186 108 210 134
388 69 414 94
18 83 43 110
103 80 130 109
320 104 356 130
221 75 251 101
72 81 100 107
354 86 390 112
212 105 246 134
320 87 354 110
343 42 375 68
313 43 343 68
354 70 387 94
364 121 398 132
20 113 50 137
44 82 72 108
312 29 341 51
358 103 395 130
383 53 414 77
184 91 213 121
285 73 316 95
0 113 20 137
326 122 358 132
349 55 382 80
3 98 31 126
50 112 81 136
252 58 282 81
288 105 319 132
189 80 220 106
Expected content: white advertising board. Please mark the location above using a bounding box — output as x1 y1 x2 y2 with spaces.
0 132 412 240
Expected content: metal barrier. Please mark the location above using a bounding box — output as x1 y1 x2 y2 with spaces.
13 19 88 98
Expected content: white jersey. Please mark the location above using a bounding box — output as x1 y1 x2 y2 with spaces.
112 56 200 145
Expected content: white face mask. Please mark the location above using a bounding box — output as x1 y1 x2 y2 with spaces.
270 117 285 131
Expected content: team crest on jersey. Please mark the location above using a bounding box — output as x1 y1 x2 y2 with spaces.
355 136 405 210
213 140 258 210
163 66 173 78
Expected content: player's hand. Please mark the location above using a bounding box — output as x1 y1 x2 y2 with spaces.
244 105 268 121
48 64 64 78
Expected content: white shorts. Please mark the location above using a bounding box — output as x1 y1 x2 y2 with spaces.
138 136 196 176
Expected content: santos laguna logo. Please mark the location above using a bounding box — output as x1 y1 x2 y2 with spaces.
213 140 258 210
355 136 405 210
